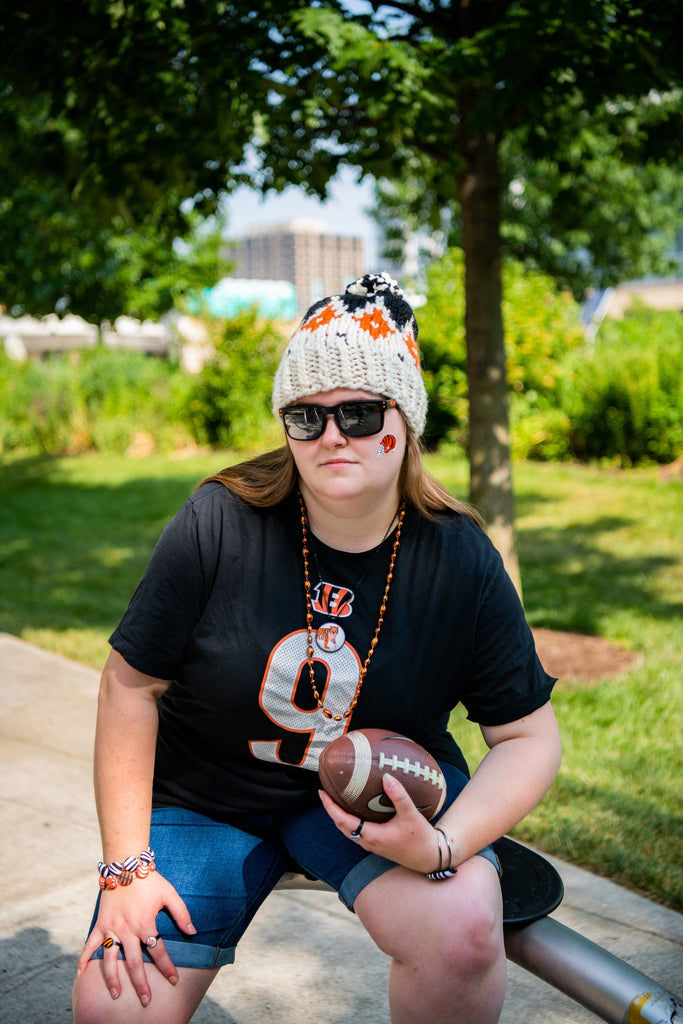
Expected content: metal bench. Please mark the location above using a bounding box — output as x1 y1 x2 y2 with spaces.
276 836 682 1024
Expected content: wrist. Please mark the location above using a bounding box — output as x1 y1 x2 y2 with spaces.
97 846 155 890
427 825 458 881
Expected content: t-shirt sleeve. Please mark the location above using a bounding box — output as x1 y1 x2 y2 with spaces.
108 487 221 679
458 541 556 727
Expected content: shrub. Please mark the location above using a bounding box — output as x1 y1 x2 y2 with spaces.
183 309 285 450
559 305 683 465
0 346 192 455
419 248 584 450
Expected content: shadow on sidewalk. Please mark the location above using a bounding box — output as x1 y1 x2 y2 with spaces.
0 927 239 1024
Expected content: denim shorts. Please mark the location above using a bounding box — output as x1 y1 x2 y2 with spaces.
88 761 500 969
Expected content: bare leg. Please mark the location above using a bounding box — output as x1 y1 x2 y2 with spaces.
355 856 506 1024
72 959 218 1024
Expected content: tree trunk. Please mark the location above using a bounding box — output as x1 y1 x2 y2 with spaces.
458 131 522 597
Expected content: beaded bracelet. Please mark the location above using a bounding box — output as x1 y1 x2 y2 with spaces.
427 826 458 881
97 847 155 890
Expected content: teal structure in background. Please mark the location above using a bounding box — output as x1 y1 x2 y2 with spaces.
200 278 298 320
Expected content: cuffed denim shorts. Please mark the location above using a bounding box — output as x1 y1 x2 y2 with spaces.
88 761 500 969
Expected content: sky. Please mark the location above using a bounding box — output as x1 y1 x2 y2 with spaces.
222 165 380 268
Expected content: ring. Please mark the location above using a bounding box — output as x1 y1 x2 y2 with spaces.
350 818 365 839
143 934 160 949
102 937 115 949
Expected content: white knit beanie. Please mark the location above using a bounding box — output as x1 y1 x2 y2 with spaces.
272 272 428 437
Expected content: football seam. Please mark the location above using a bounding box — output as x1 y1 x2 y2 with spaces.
377 752 446 790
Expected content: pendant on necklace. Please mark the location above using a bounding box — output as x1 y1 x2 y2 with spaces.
315 622 346 653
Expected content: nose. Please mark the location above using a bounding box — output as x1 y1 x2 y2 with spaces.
319 411 346 444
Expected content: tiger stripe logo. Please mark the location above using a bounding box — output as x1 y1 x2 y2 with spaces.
376 434 397 458
312 581 355 619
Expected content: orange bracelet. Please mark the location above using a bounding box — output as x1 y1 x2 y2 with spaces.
97 847 155 890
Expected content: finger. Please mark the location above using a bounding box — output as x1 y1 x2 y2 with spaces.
120 939 152 1007
101 938 123 1001
319 788 355 826
163 890 197 936
144 937 178 985
76 930 107 977
382 773 418 815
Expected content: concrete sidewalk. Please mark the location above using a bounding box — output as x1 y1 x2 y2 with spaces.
1 631 681 1023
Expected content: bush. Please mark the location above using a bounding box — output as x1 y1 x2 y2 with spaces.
418 251 682 465
183 309 285 450
559 305 683 465
419 248 584 450
0 310 287 457
0 346 193 455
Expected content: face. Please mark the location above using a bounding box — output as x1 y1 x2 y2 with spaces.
283 388 407 511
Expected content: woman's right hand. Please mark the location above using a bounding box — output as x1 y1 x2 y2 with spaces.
75 871 196 1007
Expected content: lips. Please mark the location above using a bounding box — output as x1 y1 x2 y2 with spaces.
321 457 356 467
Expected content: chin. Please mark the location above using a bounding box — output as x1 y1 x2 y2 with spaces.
305 473 367 502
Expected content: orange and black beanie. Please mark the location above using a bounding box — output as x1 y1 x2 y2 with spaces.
272 272 428 437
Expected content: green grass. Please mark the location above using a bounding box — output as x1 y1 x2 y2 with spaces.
1 450 681 909
0 450 229 666
428 455 683 910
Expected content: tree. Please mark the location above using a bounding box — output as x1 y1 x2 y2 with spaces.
375 116 683 303
263 1 683 590
3 2 683 586
418 248 585 450
0 0 316 316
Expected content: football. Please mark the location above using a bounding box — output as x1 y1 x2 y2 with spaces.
318 728 447 823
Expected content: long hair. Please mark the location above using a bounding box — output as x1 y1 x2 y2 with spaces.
199 429 484 529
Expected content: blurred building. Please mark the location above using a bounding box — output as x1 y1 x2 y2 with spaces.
230 218 365 316
582 276 683 340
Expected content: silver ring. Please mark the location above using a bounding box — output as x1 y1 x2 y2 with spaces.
350 818 365 840
144 934 159 949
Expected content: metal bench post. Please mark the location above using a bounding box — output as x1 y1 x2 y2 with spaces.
275 860 683 1024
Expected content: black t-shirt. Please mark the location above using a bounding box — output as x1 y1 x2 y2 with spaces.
110 483 555 820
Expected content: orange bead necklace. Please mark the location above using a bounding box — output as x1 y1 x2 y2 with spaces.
298 491 405 722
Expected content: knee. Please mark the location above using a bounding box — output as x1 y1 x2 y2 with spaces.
432 889 504 979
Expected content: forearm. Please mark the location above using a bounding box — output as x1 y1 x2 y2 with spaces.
93 651 164 862
439 703 562 866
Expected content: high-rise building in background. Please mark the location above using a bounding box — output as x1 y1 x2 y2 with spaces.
231 218 366 316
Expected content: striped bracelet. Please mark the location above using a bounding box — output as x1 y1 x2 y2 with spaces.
427 826 458 881
97 847 155 890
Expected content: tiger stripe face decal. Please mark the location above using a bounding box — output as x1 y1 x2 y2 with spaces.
376 434 397 458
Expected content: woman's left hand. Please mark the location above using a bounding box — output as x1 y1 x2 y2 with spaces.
319 773 442 874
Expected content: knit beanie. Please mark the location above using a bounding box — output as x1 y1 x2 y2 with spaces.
272 272 428 437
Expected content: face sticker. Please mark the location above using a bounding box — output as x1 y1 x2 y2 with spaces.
376 434 397 458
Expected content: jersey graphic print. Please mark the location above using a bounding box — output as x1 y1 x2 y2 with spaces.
311 580 354 618
249 578 361 771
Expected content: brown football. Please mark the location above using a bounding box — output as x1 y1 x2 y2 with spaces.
318 728 447 823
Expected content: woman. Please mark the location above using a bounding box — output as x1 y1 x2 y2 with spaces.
73 273 561 1024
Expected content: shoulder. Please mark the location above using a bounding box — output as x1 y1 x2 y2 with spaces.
185 481 295 539
186 480 262 525
187 479 241 513
408 507 509 597
421 507 495 558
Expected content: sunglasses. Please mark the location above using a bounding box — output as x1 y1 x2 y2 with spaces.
279 399 398 441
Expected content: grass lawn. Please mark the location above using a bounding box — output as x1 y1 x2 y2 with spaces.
1 450 681 910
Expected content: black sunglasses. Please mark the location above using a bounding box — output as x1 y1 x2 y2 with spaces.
279 399 398 441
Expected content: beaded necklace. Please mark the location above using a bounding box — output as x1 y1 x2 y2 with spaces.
298 491 405 722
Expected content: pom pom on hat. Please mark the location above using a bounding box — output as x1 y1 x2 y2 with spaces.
272 272 428 437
